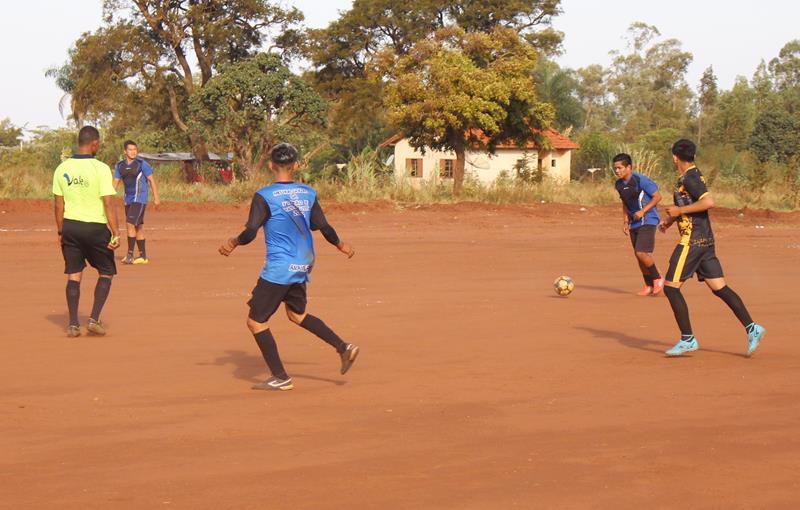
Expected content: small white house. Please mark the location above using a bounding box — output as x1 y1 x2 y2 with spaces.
380 129 580 185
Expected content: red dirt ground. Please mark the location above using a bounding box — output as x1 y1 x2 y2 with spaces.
1 199 799 509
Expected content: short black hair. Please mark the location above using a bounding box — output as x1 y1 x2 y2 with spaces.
671 139 696 162
77 126 100 146
123 140 137 149
612 153 632 167
270 143 299 165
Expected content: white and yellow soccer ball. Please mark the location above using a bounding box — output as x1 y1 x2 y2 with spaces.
553 275 575 297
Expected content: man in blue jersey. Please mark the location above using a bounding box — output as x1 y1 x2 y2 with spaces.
113 140 161 264
218 143 359 391
613 153 664 296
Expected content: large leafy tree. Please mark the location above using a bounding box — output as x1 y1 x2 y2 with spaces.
307 0 563 156
534 60 585 131
385 26 554 195
51 0 303 155
606 23 693 141
696 66 718 145
748 111 800 163
707 77 756 150
190 53 327 179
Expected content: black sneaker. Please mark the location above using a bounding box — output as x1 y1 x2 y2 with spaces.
340 344 360 375
251 376 294 391
87 319 106 336
67 325 81 338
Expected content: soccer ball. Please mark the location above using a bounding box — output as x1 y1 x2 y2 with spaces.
553 276 574 297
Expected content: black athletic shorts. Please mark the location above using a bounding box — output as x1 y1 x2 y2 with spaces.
629 224 656 253
247 278 307 322
665 243 724 283
125 203 146 226
61 219 117 275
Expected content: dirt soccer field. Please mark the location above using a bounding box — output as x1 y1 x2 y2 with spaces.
1 199 799 509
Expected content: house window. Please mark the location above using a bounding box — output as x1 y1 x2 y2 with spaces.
551 159 557 168
439 159 454 178
406 158 423 178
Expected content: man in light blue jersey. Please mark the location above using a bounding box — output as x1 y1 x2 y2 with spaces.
613 153 664 296
113 140 160 264
219 143 359 391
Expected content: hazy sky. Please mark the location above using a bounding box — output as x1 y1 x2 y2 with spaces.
1 0 798 131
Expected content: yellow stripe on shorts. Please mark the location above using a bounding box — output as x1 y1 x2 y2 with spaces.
672 244 690 284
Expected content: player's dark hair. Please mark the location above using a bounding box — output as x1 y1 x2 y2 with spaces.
612 153 632 167
671 139 696 162
270 143 299 166
123 140 137 149
77 126 100 146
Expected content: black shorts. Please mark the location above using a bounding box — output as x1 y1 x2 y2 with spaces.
61 219 117 275
125 203 146 226
247 278 307 322
629 225 656 253
665 243 724 283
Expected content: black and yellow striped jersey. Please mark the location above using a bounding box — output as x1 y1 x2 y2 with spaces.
673 167 714 246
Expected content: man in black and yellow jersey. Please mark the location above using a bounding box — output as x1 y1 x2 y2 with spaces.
53 126 121 337
658 139 765 357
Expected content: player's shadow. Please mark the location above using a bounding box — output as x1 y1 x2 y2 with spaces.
45 313 110 329
199 350 345 385
576 326 744 358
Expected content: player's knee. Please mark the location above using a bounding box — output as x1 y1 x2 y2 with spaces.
635 251 650 260
286 307 306 324
246 317 269 333
663 284 681 297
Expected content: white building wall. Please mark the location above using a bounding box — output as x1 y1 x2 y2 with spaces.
392 138 571 184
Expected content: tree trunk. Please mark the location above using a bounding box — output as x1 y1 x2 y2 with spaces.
453 140 466 197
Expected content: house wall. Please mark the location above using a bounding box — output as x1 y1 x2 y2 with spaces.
392 138 571 185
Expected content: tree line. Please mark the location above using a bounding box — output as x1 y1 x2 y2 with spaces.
2 0 798 198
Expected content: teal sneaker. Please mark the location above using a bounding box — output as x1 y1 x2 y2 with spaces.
746 324 765 357
665 336 698 357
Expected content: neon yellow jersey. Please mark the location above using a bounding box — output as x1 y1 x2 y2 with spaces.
52 155 116 224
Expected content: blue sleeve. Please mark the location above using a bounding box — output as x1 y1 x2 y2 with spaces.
639 174 658 196
141 160 154 177
113 162 121 179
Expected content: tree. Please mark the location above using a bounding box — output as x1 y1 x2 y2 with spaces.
0 118 23 147
534 60 585 131
707 77 756 150
748 110 800 163
52 0 303 155
606 23 694 141
384 26 554 195
189 53 327 179
575 64 610 131
697 66 718 144
768 39 800 113
306 0 564 157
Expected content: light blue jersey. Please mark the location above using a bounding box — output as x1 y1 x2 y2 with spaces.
257 183 317 284
114 157 153 205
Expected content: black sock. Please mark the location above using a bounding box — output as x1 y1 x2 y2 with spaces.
127 236 135 256
66 280 80 326
712 286 754 329
642 273 654 286
90 277 112 321
136 239 146 259
300 314 347 353
648 264 661 280
253 329 288 379
663 286 693 336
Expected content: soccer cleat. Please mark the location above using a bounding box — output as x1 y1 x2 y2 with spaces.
133 257 149 265
652 278 665 296
746 324 766 357
665 336 698 357
67 325 81 338
121 254 134 264
636 285 653 296
86 318 106 336
340 343 360 375
251 376 293 391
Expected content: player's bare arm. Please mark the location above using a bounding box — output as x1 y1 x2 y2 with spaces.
54 195 65 247
666 193 714 218
147 174 161 207
219 237 239 256
102 195 121 250
337 241 355 258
